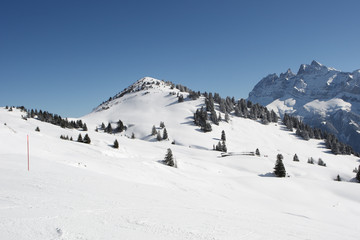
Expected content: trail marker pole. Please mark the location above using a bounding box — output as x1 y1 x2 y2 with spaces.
27 135 29 171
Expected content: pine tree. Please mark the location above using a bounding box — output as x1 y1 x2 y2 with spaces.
116 120 124 132
318 158 326 167
83 123 88 131
255 148 260 156
131 132 135 139
356 165 360 182
160 121 165 128
35 126 40 132
106 123 112 133
113 139 119 149
293 154 299 162
162 128 168 140
77 134 83 142
164 148 176 167
221 130 226 142
151 125 157 136
83 134 91 144
274 154 286 177
336 174 341 181
101 122 106 130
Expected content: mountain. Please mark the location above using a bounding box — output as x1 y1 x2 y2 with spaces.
248 61 360 152
1 77 360 239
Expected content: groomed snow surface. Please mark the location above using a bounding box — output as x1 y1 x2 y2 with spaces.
1 80 360 239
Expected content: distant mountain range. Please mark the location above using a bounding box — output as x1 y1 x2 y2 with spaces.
248 60 360 151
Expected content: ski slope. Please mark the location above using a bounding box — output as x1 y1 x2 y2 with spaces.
1 78 360 239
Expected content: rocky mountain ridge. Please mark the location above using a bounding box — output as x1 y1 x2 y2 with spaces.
248 61 360 151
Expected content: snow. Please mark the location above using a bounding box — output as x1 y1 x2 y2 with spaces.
1 82 360 239
303 98 352 117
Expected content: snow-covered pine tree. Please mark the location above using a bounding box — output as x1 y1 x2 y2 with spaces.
106 123 112 133
162 128 168 140
274 154 286 177
35 126 40 132
221 130 226 142
116 120 124 133
293 154 299 162
255 148 260 156
113 139 119 149
83 134 91 144
77 133 83 142
164 148 176 167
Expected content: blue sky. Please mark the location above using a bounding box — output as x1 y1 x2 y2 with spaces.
1 0 360 117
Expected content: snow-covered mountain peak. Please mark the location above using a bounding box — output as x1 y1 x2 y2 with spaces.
248 61 360 151
279 68 295 79
297 60 331 75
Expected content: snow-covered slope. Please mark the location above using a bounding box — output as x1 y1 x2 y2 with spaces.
1 78 360 239
248 61 360 151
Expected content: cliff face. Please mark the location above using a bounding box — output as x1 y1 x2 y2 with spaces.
248 61 360 151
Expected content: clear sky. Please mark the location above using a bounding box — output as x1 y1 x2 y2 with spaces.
1 0 360 117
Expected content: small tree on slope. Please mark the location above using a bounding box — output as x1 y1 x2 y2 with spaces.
113 139 119 149
274 154 286 177
164 148 176 167
83 134 91 144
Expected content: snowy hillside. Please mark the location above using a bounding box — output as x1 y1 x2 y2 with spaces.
1 77 360 239
248 61 360 152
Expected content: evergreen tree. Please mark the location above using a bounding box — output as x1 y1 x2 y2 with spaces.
356 165 360 182
221 130 226 142
178 94 184 102
151 125 157 136
293 154 299 162
307 157 315 164
83 134 91 144
83 123 88 131
164 148 176 167
116 120 124 132
318 158 326 167
101 122 106 130
160 121 165 128
106 123 113 133
274 154 286 177
162 128 168 140
210 110 219 125
255 148 260 156
131 132 135 139
77 134 83 142
336 174 341 181
70 136 73 141
113 139 119 149
35 126 40 132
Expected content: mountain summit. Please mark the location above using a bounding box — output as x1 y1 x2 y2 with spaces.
248 61 360 151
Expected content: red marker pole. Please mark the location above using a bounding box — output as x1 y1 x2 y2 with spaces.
27 135 30 171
